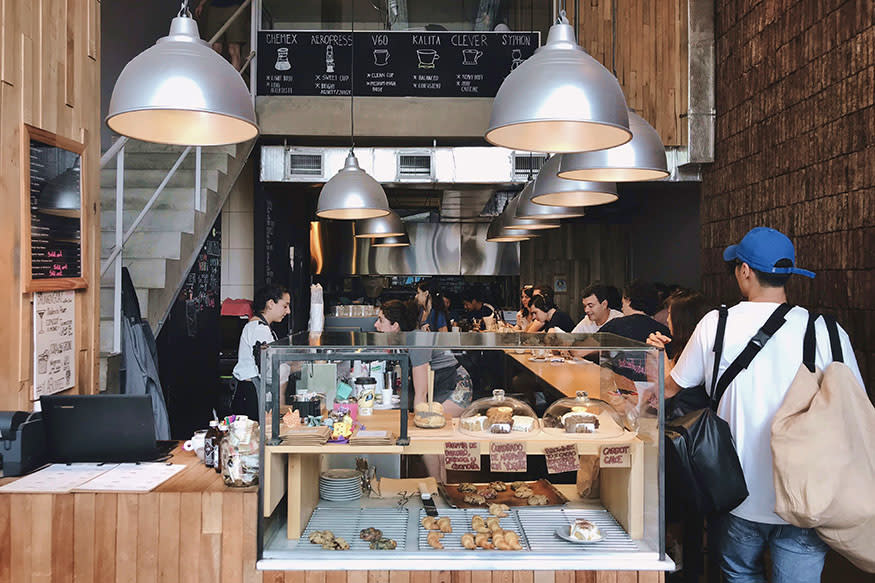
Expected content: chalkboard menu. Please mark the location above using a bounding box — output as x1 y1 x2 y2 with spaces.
180 219 221 337
257 30 539 98
24 125 86 292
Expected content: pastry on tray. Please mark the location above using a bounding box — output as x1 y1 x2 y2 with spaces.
359 527 382 541
509 481 527 491
477 487 497 499
458 482 477 493
369 537 397 550
570 519 602 541
513 486 534 499
421 516 440 530
471 515 490 533
489 481 507 491
463 493 487 505
488 503 510 517
527 494 549 505
437 517 453 533
427 531 444 549
461 533 477 549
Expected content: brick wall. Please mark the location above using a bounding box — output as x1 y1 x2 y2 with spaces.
702 0 874 393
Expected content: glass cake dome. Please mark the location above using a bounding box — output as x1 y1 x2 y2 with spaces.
459 389 540 437
542 391 627 438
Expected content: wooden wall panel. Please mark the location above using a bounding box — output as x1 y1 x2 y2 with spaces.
567 0 688 147
0 0 100 410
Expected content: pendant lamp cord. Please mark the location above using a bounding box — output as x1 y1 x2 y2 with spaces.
179 0 190 17
349 0 355 154
611 0 617 76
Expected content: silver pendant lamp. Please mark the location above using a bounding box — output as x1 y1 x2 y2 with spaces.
355 211 405 238
106 2 258 146
316 2 390 220
486 220 537 243
485 10 631 153
530 155 618 207
515 181 584 220
372 234 410 247
502 194 560 230
558 111 669 181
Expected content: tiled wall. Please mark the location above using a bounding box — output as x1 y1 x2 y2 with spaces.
221 160 256 302
701 0 873 393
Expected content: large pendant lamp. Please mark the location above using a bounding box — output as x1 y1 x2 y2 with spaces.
486 220 536 243
515 181 584 220
372 234 410 247
106 4 258 146
530 155 618 206
355 211 405 238
485 11 631 153
558 112 669 181
316 3 390 220
501 194 560 230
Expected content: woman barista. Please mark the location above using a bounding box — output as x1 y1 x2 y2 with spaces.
231 285 291 419
374 300 472 415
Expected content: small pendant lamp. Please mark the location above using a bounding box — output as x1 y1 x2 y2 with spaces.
371 234 410 247
530 155 618 206
486 220 536 242
355 211 405 238
485 11 631 153
558 112 668 181
515 181 584 220
500 194 559 230
106 4 258 146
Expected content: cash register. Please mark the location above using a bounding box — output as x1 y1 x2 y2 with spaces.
0 411 47 476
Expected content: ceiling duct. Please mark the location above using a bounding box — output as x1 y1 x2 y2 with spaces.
287 152 324 179
396 152 433 181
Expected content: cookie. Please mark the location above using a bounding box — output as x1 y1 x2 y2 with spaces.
527 494 549 506
463 493 487 505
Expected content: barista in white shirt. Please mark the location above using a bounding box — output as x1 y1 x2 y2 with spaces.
571 283 623 333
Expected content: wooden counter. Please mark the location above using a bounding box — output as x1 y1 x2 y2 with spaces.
506 353 603 399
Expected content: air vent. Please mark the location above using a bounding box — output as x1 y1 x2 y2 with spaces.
287 152 323 178
513 153 548 180
397 153 433 181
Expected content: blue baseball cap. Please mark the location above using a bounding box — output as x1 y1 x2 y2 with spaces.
723 227 815 278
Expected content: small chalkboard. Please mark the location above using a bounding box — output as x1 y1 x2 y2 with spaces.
257 30 539 98
23 125 87 291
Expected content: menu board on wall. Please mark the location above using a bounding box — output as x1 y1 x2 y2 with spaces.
257 30 539 98
33 290 76 399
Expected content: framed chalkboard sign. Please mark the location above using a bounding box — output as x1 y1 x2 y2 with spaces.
22 124 88 291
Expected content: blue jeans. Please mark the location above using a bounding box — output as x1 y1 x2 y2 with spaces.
719 514 829 583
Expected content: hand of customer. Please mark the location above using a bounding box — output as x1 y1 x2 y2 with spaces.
646 331 672 350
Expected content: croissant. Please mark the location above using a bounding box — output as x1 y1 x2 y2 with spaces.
504 530 522 550
486 517 502 532
471 515 490 533
437 517 453 533
460 533 476 550
474 533 494 549
493 531 511 550
427 531 444 549
421 516 439 530
488 503 509 518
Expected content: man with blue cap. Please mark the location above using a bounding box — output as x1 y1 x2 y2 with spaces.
664 227 865 583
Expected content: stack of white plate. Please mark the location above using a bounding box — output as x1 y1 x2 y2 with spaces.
319 469 362 502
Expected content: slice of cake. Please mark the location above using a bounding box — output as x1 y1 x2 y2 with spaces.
461 414 488 432
512 415 535 432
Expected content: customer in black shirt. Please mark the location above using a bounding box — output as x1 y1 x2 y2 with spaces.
531 294 575 333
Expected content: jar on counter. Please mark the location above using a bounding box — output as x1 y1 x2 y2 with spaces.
220 416 260 487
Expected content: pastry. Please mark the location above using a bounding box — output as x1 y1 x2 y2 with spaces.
460 533 477 550
323 537 350 550
474 533 494 549
359 527 382 542
427 531 444 549
486 517 502 532
309 530 334 545
504 530 522 550
512 415 535 432
487 406 513 424
527 494 549 505
488 503 509 517
437 517 453 533
463 493 487 505
514 486 534 499
369 537 397 550
477 487 497 500
561 411 600 433
493 531 511 550
570 519 602 541
489 422 512 434
471 515 490 533
421 516 440 530
461 415 488 432
509 481 527 491
489 481 507 492
458 482 477 493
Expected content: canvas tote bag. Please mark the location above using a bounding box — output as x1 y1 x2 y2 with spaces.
771 313 875 573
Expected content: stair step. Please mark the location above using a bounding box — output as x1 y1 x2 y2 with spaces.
100 230 184 260
98 186 214 210
102 151 230 173
100 168 221 191
99 287 150 320
110 140 237 156
101 209 196 233
100 258 166 289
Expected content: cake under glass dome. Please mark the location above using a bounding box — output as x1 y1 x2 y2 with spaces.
542 391 627 438
458 389 540 437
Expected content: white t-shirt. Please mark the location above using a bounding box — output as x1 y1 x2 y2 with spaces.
571 309 623 333
670 302 865 524
232 319 276 381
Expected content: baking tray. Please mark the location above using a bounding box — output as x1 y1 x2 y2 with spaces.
438 479 569 509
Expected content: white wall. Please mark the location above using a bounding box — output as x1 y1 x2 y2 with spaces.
221 161 255 301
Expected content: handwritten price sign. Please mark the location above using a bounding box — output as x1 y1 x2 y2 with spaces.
444 441 481 471
600 445 631 468
544 444 579 474
489 442 527 473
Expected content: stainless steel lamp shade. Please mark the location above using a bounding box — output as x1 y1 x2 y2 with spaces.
485 20 631 153
106 16 258 146
316 153 391 220
486 219 535 242
558 112 669 181
515 181 584 220
355 212 405 238
502 194 560 230
531 155 619 206
371 234 410 247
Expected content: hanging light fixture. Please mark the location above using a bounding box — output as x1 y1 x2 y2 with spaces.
485 10 630 153
486 220 537 243
316 2 390 220
38 162 81 218
501 194 560 230
355 211 405 238
106 1 258 146
515 181 584 220
372 234 410 247
530 155 618 206
557 112 668 181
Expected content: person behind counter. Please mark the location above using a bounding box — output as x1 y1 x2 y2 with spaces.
599 280 671 344
530 294 575 333
571 282 624 333
415 279 449 332
515 285 535 330
231 284 291 419
461 288 495 321
374 300 473 416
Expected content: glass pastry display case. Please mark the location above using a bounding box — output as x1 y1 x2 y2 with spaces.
255 331 670 572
